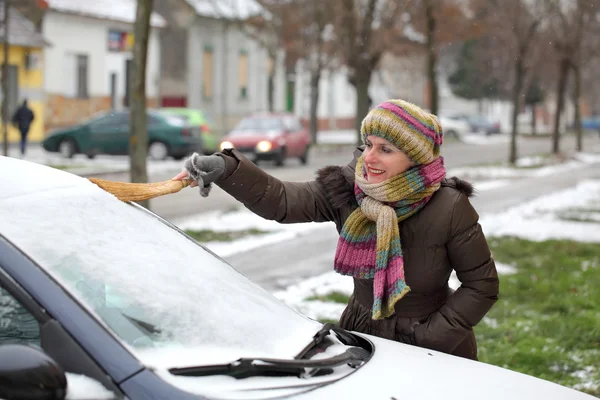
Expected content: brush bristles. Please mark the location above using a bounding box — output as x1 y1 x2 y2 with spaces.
88 178 191 202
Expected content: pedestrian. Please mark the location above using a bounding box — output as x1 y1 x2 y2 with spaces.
11 99 35 157
172 99 499 361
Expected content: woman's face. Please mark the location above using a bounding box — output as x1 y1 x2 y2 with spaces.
363 135 414 184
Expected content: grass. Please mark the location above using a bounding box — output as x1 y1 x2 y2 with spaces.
304 236 600 396
479 237 600 396
184 228 271 242
305 291 350 304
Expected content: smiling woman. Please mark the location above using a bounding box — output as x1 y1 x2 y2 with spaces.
175 98 499 361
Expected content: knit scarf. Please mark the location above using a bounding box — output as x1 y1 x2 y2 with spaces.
333 155 446 320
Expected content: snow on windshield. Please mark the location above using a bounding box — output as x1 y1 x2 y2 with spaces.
0 178 320 367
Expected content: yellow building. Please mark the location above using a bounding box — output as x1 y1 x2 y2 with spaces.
0 4 48 144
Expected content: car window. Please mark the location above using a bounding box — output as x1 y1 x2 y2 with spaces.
231 117 283 133
89 113 128 129
0 285 41 347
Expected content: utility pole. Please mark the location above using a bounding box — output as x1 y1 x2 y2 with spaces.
2 0 9 157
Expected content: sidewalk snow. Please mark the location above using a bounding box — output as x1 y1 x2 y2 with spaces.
447 152 600 180
481 180 600 242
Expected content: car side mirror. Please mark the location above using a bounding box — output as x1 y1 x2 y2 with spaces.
0 344 67 400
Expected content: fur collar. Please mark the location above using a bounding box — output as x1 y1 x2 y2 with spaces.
316 165 475 210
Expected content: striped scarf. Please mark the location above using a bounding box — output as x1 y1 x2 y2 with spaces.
334 155 446 320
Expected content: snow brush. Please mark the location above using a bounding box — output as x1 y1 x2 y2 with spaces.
88 177 192 202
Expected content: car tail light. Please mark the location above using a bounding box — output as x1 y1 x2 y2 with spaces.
200 124 210 133
181 128 192 137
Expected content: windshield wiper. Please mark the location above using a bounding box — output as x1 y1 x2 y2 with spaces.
294 323 363 360
168 347 370 380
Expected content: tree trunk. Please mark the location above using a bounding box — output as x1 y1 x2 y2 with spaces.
531 104 536 135
425 0 438 115
267 54 275 112
309 67 320 145
354 70 372 145
552 58 570 154
129 0 153 209
510 58 524 165
573 64 582 152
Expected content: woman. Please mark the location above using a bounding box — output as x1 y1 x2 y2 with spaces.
173 99 499 360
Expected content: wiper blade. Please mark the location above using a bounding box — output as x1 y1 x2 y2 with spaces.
294 323 362 360
168 347 370 379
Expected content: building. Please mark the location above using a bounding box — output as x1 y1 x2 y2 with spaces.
0 0 48 144
154 0 286 134
42 0 165 130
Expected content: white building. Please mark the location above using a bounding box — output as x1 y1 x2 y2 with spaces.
155 0 287 133
42 0 165 129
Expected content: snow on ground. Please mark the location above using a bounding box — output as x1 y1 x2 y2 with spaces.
447 152 600 180
480 180 600 242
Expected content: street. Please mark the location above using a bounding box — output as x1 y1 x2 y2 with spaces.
110 134 600 221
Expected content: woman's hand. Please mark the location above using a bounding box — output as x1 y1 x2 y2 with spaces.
172 153 225 187
172 170 198 187
172 153 226 197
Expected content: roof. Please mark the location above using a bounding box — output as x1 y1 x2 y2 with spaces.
185 0 264 20
46 0 166 27
0 2 49 47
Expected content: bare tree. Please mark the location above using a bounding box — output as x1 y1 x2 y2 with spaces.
301 0 336 144
484 0 547 164
546 0 599 154
336 0 409 143
569 1 600 150
408 0 486 115
129 0 153 209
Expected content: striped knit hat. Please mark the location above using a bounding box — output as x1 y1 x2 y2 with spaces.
361 99 443 165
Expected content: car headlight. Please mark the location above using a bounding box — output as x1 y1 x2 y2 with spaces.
256 140 272 152
220 141 234 151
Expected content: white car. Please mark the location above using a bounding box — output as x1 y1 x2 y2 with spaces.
0 156 594 400
438 116 472 139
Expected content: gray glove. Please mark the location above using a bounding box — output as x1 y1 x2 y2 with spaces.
183 152 226 197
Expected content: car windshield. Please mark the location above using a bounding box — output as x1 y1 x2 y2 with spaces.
231 117 283 134
0 168 320 369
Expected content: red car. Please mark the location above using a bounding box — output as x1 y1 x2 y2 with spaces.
219 113 312 166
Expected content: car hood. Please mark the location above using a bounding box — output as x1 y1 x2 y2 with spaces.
144 334 593 400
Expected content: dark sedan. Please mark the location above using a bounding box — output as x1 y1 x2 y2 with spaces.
42 110 203 160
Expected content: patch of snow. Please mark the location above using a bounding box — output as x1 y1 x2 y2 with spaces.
481 180 600 242
473 179 512 192
515 156 546 167
460 134 510 145
65 373 115 400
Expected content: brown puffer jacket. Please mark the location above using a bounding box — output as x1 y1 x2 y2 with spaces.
215 147 499 361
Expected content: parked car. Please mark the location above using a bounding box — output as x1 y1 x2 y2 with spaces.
581 116 600 132
42 110 203 161
219 113 311 166
437 116 471 139
159 108 219 154
449 114 502 135
0 156 595 400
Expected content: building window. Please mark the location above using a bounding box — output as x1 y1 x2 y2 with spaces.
76 54 89 99
202 46 213 100
238 50 248 100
